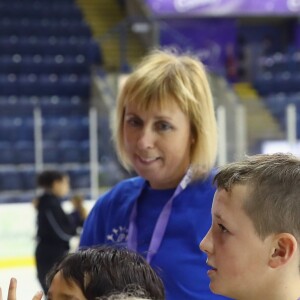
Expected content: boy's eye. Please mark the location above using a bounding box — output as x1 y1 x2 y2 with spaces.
218 223 228 233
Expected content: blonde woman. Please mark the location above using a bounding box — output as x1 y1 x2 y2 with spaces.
80 49 229 300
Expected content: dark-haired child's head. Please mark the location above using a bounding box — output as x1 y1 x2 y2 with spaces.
37 170 70 197
46 245 165 300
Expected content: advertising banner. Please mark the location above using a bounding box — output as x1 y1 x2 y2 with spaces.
159 18 237 74
145 0 300 16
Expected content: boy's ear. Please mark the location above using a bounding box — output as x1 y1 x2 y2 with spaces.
268 233 298 268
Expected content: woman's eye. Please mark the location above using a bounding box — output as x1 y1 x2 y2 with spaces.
126 118 142 127
218 223 228 233
156 122 172 131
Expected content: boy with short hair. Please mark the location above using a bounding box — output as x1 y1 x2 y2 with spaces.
200 153 300 300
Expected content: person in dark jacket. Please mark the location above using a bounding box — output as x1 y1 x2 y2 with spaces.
34 170 76 294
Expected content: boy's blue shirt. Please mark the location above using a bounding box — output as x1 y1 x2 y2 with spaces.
80 175 231 300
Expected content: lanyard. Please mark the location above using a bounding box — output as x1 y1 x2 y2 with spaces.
127 167 193 263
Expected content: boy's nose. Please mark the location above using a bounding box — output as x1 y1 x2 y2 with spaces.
199 228 213 254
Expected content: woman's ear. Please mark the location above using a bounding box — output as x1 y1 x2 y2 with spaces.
268 233 298 269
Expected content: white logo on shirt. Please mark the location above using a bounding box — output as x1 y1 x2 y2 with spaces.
106 226 128 243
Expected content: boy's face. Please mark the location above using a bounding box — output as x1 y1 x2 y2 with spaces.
47 271 87 300
200 185 274 299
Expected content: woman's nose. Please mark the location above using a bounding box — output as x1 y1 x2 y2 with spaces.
137 127 155 150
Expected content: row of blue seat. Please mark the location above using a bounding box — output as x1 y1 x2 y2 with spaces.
0 116 90 142
0 140 90 165
258 51 300 74
0 95 87 104
0 167 90 191
0 54 90 75
0 21 91 37
0 4 82 19
0 100 89 117
0 38 101 63
0 0 74 3
0 74 91 97
1 36 94 44
253 71 300 96
0 18 88 27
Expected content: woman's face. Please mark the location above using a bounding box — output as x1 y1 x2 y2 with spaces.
123 100 193 189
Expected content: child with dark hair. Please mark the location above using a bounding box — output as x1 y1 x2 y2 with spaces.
34 170 77 294
46 245 165 300
1 246 165 300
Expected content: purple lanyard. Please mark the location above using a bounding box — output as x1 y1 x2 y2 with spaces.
127 167 193 263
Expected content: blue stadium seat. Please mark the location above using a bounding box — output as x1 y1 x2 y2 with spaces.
40 98 88 116
0 169 23 191
273 72 292 94
0 73 18 95
14 141 35 164
80 140 90 162
68 167 90 189
21 168 37 190
253 72 274 96
43 141 59 163
270 52 289 73
0 117 33 142
0 142 15 165
57 140 82 163
290 72 300 93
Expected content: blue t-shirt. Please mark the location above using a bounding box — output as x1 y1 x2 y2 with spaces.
80 175 231 300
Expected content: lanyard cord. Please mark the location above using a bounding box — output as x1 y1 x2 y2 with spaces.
127 167 193 263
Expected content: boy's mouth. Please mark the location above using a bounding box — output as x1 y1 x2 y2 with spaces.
206 260 217 271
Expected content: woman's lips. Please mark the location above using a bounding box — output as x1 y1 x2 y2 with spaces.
136 154 160 164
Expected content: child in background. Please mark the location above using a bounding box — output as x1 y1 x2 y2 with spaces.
200 153 300 300
34 170 77 294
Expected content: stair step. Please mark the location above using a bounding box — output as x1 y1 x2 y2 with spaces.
76 0 146 70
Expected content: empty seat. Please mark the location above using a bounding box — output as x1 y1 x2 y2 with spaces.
253 72 274 96
80 140 90 163
57 140 82 163
0 169 23 191
0 142 15 164
68 168 90 189
21 168 37 190
43 116 88 141
43 140 59 163
14 141 35 164
0 99 33 117
0 117 34 142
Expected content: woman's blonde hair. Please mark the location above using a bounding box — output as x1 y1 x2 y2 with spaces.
112 48 217 180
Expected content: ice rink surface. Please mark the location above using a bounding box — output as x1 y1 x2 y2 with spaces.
1 266 41 299
0 201 94 299
0 203 43 298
